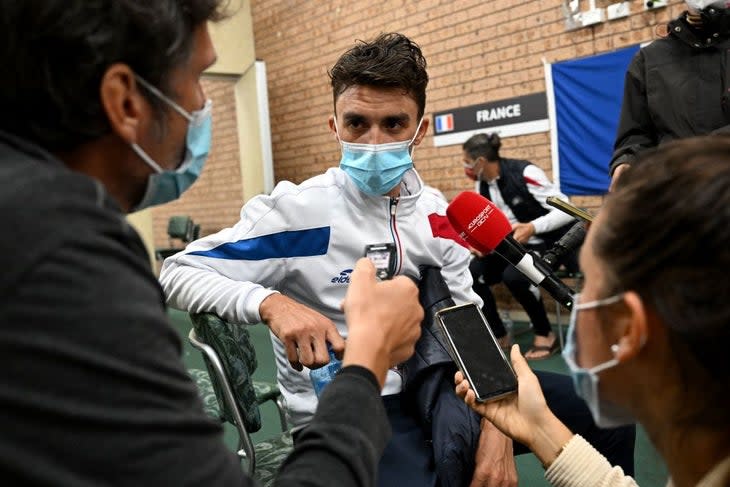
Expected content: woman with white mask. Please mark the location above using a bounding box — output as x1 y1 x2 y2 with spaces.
456 136 730 487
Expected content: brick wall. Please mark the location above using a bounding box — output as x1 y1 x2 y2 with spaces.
251 0 686 216
151 76 244 247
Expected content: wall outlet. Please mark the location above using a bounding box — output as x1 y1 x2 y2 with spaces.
644 0 667 10
582 8 606 26
607 2 631 20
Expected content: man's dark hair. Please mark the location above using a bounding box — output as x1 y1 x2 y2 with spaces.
328 33 428 119
462 133 502 161
0 0 227 152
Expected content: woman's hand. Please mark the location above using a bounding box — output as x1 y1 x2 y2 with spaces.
454 345 574 466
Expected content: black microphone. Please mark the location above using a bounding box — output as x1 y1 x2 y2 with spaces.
446 192 575 310
542 221 586 271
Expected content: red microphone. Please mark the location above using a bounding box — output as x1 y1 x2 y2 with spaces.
447 192 574 310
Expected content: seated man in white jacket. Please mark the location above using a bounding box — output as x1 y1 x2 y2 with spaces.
161 32 634 486
161 32 492 487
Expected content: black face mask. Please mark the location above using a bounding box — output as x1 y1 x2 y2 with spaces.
699 6 730 34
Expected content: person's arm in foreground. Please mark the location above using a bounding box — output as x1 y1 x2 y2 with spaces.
455 346 639 487
275 258 423 486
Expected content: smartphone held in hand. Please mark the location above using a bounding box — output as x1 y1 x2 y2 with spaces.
436 303 517 402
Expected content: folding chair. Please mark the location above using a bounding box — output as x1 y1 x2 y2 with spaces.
187 313 292 486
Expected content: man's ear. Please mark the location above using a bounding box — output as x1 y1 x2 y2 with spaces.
328 115 338 141
99 63 145 145
413 117 429 146
614 291 649 362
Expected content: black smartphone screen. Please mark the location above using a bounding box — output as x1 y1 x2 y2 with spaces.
437 303 517 402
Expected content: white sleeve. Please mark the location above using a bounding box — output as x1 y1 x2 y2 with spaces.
159 183 324 325
522 165 574 235
546 435 639 487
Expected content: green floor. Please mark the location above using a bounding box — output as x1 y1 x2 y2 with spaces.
169 308 668 486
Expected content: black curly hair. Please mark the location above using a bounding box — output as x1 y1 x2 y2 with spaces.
328 32 428 119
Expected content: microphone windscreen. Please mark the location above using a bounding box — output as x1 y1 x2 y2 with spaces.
446 192 512 253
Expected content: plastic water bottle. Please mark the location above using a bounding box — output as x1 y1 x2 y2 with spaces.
309 347 342 397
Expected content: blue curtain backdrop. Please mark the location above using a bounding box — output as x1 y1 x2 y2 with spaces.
552 45 639 195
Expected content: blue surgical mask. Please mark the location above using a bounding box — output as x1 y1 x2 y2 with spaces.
131 75 212 211
336 118 423 196
562 293 636 428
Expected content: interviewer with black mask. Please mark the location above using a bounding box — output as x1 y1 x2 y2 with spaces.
456 136 730 487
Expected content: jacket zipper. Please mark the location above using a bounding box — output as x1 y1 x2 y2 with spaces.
389 197 403 276
389 197 407 378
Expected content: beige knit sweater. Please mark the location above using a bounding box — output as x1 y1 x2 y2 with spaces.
545 435 730 487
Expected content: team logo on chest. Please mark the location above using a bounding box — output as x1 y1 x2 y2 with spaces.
330 269 353 284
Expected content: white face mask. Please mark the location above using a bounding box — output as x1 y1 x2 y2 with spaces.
686 1 729 11
562 293 637 428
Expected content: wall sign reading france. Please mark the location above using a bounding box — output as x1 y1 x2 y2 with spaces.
432 92 549 147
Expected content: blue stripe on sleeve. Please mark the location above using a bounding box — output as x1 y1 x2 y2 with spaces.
188 226 330 261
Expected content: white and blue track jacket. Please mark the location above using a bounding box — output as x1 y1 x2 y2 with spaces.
160 167 482 428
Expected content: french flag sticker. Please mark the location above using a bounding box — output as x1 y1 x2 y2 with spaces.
435 113 454 133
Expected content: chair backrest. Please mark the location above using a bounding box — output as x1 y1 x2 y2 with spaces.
167 216 195 243
189 313 262 433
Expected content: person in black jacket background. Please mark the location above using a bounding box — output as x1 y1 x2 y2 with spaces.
609 0 730 189
461 133 578 361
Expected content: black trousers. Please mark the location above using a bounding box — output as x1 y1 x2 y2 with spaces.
294 373 636 485
376 394 439 487
470 253 553 338
383 372 634 485
376 371 635 485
